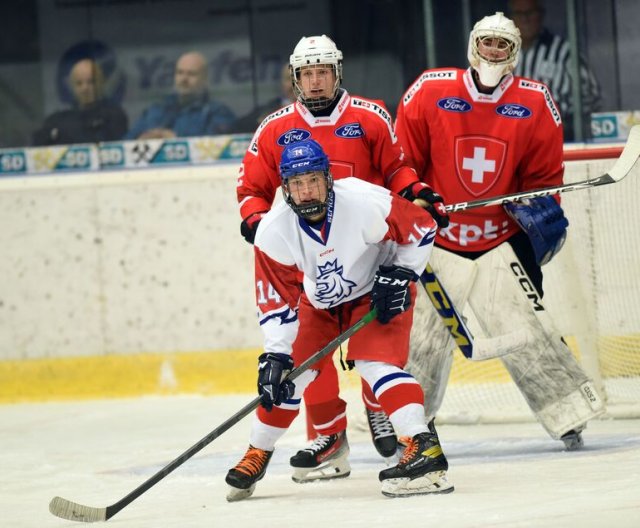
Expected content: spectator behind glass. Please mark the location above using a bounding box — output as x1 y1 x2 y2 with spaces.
33 58 128 146
125 51 236 140
509 0 602 141
230 63 296 133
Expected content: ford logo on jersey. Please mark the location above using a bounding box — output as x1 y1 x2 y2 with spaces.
335 123 365 138
277 129 311 146
496 104 532 118
437 97 472 113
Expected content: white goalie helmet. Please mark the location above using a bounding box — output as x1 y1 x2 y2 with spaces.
289 34 343 110
467 11 521 88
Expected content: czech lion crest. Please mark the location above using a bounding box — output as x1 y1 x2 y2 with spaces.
315 259 356 307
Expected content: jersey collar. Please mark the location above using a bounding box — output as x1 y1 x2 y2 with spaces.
298 191 335 245
463 68 513 103
296 90 351 127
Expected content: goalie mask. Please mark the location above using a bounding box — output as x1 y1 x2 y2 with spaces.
279 139 333 219
467 11 521 88
289 35 343 111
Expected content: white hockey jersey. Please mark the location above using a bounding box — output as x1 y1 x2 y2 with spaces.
253 177 436 356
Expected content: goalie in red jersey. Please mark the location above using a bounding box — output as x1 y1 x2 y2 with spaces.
395 12 605 449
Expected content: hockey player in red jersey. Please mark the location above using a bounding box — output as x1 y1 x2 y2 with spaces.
226 139 453 500
236 34 449 471
396 12 604 448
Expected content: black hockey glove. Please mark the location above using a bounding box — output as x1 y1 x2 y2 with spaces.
257 352 295 411
400 182 450 228
370 265 416 324
240 212 267 244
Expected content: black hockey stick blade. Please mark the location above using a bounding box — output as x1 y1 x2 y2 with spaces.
445 124 640 213
49 309 377 522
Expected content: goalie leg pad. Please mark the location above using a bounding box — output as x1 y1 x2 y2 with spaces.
468 242 605 439
407 249 478 419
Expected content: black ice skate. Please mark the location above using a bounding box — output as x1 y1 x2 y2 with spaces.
290 431 351 483
379 423 453 497
560 428 584 451
366 408 400 459
225 445 273 502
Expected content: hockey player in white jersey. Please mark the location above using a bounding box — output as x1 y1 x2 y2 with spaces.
225 139 453 500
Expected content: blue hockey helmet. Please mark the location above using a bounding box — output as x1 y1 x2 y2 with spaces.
279 139 333 219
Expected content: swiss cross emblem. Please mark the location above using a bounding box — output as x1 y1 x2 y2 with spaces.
454 136 506 196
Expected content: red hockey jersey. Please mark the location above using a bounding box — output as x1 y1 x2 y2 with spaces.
395 67 564 252
237 90 418 221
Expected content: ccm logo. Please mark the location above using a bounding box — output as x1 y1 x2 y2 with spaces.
509 262 544 312
375 277 409 286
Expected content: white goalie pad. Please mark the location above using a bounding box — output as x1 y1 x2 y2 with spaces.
468 242 605 439
408 248 478 420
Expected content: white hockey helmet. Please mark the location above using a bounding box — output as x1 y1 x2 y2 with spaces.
467 12 521 88
289 35 343 110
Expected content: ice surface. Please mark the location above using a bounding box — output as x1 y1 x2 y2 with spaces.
1 393 639 528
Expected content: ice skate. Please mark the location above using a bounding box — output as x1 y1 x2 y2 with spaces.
225 445 273 502
379 423 453 497
560 428 584 451
366 408 400 460
290 431 351 483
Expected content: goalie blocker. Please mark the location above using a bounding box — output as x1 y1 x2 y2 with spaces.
408 243 604 439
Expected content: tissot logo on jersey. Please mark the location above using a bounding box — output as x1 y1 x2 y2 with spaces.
454 137 506 197
249 104 295 155
335 123 365 138
519 79 561 125
496 104 532 119
437 97 472 113
351 99 392 127
277 129 311 146
403 70 457 105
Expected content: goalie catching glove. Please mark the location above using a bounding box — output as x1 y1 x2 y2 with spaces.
257 352 295 411
504 196 569 266
400 182 450 228
370 265 416 324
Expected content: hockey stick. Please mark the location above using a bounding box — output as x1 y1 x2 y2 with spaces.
49 309 377 523
417 126 640 358
420 264 530 361
446 124 640 213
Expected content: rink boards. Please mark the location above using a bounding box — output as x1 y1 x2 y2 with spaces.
0 151 638 407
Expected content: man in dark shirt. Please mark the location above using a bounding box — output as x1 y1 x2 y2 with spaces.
33 58 128 146
125 51 236 139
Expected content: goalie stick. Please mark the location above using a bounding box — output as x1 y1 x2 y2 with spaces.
49 309 377 523
445 124 640 213
420 264 530 361
417 125 640 358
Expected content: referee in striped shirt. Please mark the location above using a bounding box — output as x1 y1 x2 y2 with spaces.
509 0 602 141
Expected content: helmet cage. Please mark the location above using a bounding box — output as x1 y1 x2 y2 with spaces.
282 170 333 219
289 35 343 111
467 12 521 87
279 139 333 219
